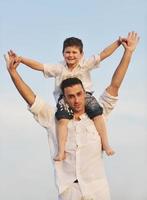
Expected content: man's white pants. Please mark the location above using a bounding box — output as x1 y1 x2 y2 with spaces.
59 182 111 200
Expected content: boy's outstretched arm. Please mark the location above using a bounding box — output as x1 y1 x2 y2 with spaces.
99 37 122 61
10 50 44 71
4 51 36 106
106 31 139 97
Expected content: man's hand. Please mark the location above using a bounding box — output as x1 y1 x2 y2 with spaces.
120 32 140 52
106 31 139 97
4 50 36 106
9 50 21 62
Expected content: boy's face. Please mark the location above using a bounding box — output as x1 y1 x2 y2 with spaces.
63 46 83 69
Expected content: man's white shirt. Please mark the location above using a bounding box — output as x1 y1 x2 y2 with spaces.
28 91 118 198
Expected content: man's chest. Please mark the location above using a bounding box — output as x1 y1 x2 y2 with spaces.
65 118 101 151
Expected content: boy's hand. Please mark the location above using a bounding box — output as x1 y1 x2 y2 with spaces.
119 37 127 45
120 32 140 52
4 50 20 72
9 50 22 63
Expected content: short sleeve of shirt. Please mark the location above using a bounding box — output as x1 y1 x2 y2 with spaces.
99 91 118 119
83 54 101 71
28 95 55 129
43 63 63 78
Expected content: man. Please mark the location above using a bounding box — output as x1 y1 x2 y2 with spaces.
5 32 139 200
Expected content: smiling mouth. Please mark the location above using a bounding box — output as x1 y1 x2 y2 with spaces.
74 104 81 108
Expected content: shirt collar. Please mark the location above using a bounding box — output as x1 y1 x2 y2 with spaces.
79 113 88 120
73 113 88 121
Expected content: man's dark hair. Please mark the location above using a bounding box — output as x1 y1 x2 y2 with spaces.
61 77 85 95
62 37 83 53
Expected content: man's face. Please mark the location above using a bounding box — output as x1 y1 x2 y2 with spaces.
63 46 83 69
64 84 86 114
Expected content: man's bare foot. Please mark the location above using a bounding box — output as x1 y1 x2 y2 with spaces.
54 152 66 161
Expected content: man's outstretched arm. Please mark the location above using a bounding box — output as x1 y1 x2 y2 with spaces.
5 51 36 106
106 32 139 97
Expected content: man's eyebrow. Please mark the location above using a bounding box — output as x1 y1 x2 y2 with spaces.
67 94 74 97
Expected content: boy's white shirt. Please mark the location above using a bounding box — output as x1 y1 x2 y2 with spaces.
43 55 101 102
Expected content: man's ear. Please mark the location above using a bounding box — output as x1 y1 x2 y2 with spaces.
63 96 67 103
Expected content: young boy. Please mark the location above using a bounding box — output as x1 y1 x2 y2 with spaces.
11 36 124 160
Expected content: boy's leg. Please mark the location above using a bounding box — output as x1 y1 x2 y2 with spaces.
54 119 69 161
54 96 73 161
86 93 114 156
93 115 114 156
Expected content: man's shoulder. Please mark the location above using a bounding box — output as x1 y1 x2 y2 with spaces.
28 95 57 128
29 95 55 116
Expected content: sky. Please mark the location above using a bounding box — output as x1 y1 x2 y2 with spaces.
0 0 147 199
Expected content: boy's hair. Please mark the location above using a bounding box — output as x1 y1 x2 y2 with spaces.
62 37 83 53
61 77 85 95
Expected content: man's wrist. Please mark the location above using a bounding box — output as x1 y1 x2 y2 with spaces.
124 49 133 58
8 68 17 75
125 48 135 54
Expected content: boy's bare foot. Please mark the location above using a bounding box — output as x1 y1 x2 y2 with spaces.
54 152 66 161
104 146 115 156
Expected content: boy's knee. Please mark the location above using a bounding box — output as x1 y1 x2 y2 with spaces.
58 119 69 126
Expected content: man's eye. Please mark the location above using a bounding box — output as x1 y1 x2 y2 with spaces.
77 92 82 96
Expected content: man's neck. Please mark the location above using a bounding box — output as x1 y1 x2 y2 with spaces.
73 111 85 120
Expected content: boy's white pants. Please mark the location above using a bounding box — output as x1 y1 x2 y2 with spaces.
59 182 110 200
